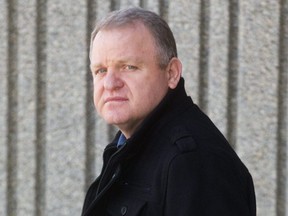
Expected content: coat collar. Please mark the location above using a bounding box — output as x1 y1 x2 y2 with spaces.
106 77 193 160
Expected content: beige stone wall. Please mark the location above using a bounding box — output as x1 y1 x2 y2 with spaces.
0 0 287 215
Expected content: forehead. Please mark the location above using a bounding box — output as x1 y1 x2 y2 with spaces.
95 20 153 42
91 23 157 62
95 22 155 45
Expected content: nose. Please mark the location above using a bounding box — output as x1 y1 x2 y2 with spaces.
103 69 124 90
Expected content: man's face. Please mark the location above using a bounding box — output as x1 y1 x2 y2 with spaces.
90 23 170 137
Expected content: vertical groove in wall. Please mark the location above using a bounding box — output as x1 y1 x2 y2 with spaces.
159 0 168 20
85 0 97 190
227 0 239 148
6 0 18 215
110 0 120 11
108 125 118 142
198 0 210 112
35 0 47 215
139 0 147 9
276 0 288 215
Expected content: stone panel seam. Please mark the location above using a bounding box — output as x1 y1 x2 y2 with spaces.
159 0 169 20
35 0 47 215
198 0 210 112
110 0 120 11
85 0 97 190
276 0 288 215
227 0 239 149
139 0 147 9
6 0 18 215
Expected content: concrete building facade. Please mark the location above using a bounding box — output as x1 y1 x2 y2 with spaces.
0 0 287 215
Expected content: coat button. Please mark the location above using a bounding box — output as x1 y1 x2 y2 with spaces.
121 206 127 215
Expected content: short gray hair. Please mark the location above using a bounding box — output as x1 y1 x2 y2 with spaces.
90 7 178 69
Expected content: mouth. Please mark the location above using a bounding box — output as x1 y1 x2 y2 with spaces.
104 97 128 104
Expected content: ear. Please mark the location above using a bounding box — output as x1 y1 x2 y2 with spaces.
166 57 182 89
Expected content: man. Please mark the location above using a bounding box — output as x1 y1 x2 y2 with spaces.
82 7 256 216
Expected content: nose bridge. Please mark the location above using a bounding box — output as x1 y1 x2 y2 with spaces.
103 67 123 90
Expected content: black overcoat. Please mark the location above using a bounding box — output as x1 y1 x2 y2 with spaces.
82 78 256 216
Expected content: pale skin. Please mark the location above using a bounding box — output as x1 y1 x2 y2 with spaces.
90 22 182 138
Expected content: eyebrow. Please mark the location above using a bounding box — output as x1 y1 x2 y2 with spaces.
90 57 143 70
117 58 143 66
90 64 101 72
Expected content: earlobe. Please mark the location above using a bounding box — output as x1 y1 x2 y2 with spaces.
167 57 182 89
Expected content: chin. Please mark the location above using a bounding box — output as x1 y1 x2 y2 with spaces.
103 115 127 126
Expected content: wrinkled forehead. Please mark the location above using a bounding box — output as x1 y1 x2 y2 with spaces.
91 22 159 60
90 21 158 57
93 20 150 42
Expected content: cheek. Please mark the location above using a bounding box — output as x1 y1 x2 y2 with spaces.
139 73 166 90
93 82 103 110
134 79 168 107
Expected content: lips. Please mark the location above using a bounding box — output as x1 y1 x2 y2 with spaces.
104 96 128 104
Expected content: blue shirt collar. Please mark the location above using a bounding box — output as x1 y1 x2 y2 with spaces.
117 133 126 148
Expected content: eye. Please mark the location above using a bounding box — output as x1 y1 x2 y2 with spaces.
125 65 138 70
98 68 107 73
93 68 107 75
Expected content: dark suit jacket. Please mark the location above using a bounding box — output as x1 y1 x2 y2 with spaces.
82 78 256 216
